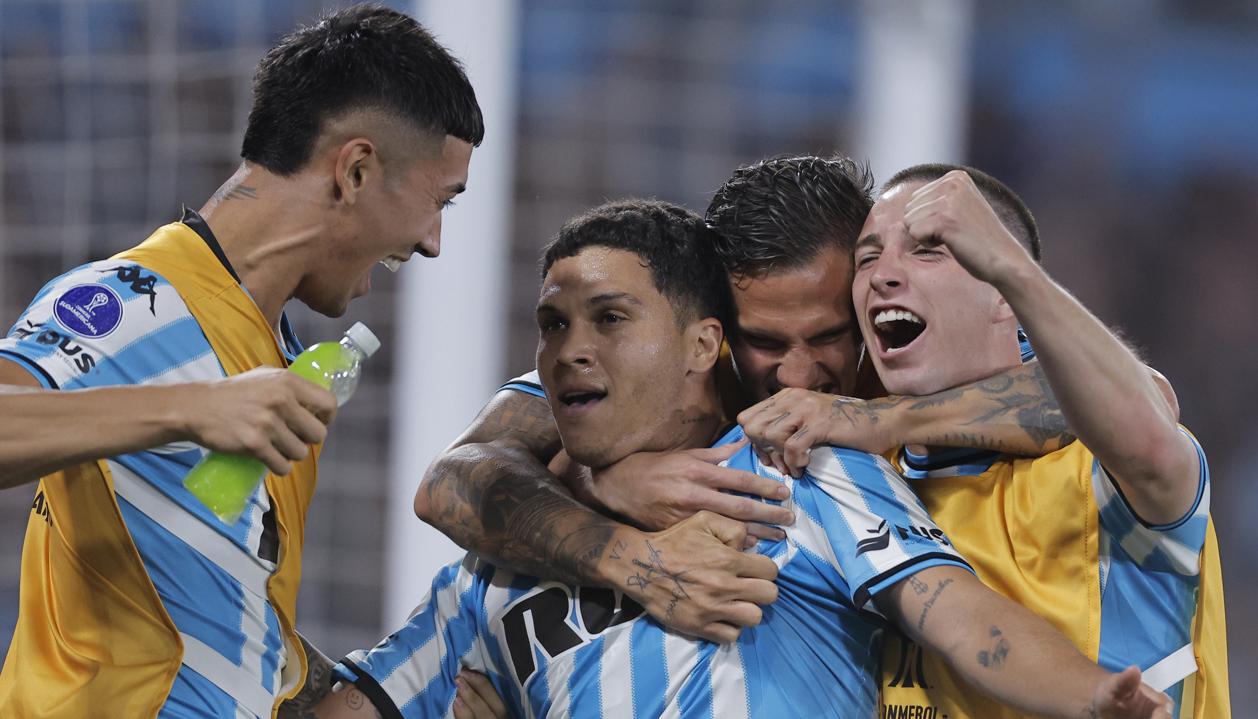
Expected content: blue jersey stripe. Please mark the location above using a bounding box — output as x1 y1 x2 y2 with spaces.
630 620 666 719
674 644 716 717
116 496 247 665
63 315 214 389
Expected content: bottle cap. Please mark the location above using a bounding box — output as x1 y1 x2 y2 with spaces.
344 322 381 357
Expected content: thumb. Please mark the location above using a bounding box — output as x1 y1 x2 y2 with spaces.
1098 665 1143 707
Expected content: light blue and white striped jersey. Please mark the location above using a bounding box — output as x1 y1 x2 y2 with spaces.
0 217 297 719
1093 428 1210 707
336 423 972 718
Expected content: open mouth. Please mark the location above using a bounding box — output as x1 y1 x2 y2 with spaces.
561 389 607 408
872 308 926 352
378 254 410 272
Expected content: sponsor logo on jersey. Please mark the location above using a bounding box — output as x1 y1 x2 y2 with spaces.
857 520 951 557
13 319 98 373
53 284 123 338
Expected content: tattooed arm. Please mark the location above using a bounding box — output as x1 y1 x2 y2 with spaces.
277 634 338 719
878 566 1172 719
739 361 1072 475
414 390 779 642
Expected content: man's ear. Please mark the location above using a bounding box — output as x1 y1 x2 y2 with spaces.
992 291 1017 325
686 317 724 374
332 138 377 204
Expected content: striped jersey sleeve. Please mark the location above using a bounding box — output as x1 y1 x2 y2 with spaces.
0 260 222 391
1094 427 1210 578
499 369 545 398
792 446 973 614
336 556 502 719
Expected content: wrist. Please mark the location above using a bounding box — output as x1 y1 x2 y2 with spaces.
595 525 646 589
146 383 195 445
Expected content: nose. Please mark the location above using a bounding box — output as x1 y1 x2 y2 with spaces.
775 347 825 391
869 252 904 294
555 323 596 368
417 213 442 258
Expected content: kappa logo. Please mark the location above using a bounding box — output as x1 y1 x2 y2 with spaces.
53 284 123 338
100 265 158 315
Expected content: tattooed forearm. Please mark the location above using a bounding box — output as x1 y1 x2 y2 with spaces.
916 578 954 633
277 633 336 718
976 625 1011 669
416 391 624 585
885 361 1073 455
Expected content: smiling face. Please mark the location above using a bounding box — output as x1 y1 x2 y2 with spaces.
300 133 472 317
727 244 861 400
536 247 712 469
852 181 1020 396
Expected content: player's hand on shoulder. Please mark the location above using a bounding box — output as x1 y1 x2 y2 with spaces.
454 670 509 719
591 442 792 542
739 388 891 477
1091 666 1174 719
902 169 1035 286
179 367 338 476
608 511 780 644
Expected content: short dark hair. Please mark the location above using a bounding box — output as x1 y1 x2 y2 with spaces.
241 3 484 175
704 155 875 278
883 164 1041 261
541 200 732 329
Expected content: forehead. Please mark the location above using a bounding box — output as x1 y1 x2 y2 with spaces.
732 247 853 328
862 180 927 236
539 247 659 303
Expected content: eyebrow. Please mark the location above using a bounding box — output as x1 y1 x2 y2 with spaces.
588 292 642 307
854 233 882 252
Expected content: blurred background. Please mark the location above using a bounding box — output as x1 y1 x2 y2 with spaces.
1 0 1254 705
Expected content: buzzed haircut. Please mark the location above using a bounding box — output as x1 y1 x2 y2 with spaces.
241 3 484 175
704 155 875 278
883 164 1041 261
541 199 733 329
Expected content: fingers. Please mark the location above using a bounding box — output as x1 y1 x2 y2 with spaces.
701 492 791 530
731 550 780 582
688 438 746 463
287 373 339 425
745 522 787 543
454 671 507 719
701 464 790 502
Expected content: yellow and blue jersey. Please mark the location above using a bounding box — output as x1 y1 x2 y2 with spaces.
880 435 1228 719
0 210 315 718
335 423 973 718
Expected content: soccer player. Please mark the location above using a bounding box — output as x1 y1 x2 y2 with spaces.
0 6 482 717
315 200 1170 719
740 166 1229 718
413 156 1084 643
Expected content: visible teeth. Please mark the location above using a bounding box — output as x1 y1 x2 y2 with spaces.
874 309 923 326
379 257 403 272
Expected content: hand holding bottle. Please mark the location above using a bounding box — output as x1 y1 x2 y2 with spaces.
184 323 380 523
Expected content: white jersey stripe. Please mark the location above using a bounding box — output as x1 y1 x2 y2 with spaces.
709 643 749 719
180 632 274 719
106 460 273 593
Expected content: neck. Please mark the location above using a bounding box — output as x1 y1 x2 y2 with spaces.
665 377 728 452
905 341 1022 457
198 163 329 328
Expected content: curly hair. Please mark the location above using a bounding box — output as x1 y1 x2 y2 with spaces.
541 199 732 328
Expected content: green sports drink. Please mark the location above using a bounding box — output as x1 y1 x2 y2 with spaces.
183 322 380 523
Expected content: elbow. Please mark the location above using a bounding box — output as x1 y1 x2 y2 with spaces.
413 446 464 523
